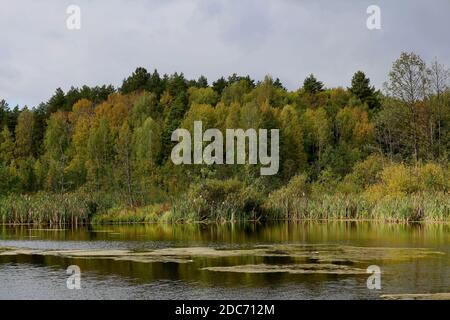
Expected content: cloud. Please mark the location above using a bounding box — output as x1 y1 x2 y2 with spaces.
0 0 449 107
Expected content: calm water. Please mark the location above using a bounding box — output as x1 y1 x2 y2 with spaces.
0 222 449 300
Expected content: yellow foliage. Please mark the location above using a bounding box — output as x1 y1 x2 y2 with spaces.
181 104 216 131
72 99 94 119
336 106 374 146
95 93 133 128
416 163 448 191
363 162 448 202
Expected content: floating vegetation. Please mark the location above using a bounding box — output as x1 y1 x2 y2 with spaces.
380 293 450 300
0 247 193 264
202 264 367 275
0 244 444 266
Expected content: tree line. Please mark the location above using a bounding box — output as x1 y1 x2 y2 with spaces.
0 52 449 210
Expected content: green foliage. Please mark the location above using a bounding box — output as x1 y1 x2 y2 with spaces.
14 108 35 158
212 77 228 95
0 191 119 225
349 71 380 109
335 106 374 147
364 162 449 199
319 143 362 177
246 76 288 108
221 79 253 105
301 107 331 165
43 112 72 192
0 126 14 165
133 117 161 200
130 92 161 126
1 53 449 224
172 179 264 222
339 155 386 192
279 105 306 179
266 174 310 219
188 87 219 106
120 67 151 94
92 203 170 224
386 52 428 105
303 74 324 94
86 118 114 190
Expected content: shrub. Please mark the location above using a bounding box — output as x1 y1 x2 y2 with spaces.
380 164 420 194
340 155 386 192
363 162 448 201
416 163 448 192
172 179 264 222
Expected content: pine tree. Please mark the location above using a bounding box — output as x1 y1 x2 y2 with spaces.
120 67 151 94
212 77 228 95
349 71 380 109
303 74 324 94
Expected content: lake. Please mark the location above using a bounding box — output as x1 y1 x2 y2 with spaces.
0 222 449 300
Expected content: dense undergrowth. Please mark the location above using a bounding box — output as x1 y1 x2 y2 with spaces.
2 161 448 225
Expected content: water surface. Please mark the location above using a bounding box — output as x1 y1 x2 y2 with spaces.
0 222 448 300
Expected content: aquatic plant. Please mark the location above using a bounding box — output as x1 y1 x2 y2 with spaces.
0 191 119 225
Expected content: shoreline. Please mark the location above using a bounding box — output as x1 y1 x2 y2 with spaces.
2 218 450 227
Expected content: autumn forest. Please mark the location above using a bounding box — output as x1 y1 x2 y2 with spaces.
0 52 449 224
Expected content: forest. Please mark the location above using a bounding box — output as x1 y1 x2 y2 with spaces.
0 52 449 224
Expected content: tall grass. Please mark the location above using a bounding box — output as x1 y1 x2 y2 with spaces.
264 192 449 222
1 190 448 225
161 173 450 223
91 203 171 224
0 191 118 225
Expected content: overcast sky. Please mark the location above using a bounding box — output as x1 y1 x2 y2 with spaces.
1 0 449 107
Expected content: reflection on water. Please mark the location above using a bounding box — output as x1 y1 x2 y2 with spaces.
0 222 449 300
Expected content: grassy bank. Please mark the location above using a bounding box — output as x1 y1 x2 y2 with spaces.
264 192 449 222
94 192 449 224
1 190 448 225
91 203 172 224
1 162 449 225
0 192 118 225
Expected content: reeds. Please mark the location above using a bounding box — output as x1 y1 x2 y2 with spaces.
1 190 448 225
91 203 171 224
0 191 118 225
264 192 449 222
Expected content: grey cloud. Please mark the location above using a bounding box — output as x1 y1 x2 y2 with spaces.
0 0 448 107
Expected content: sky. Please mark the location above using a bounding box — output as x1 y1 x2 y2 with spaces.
0 0 449 107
